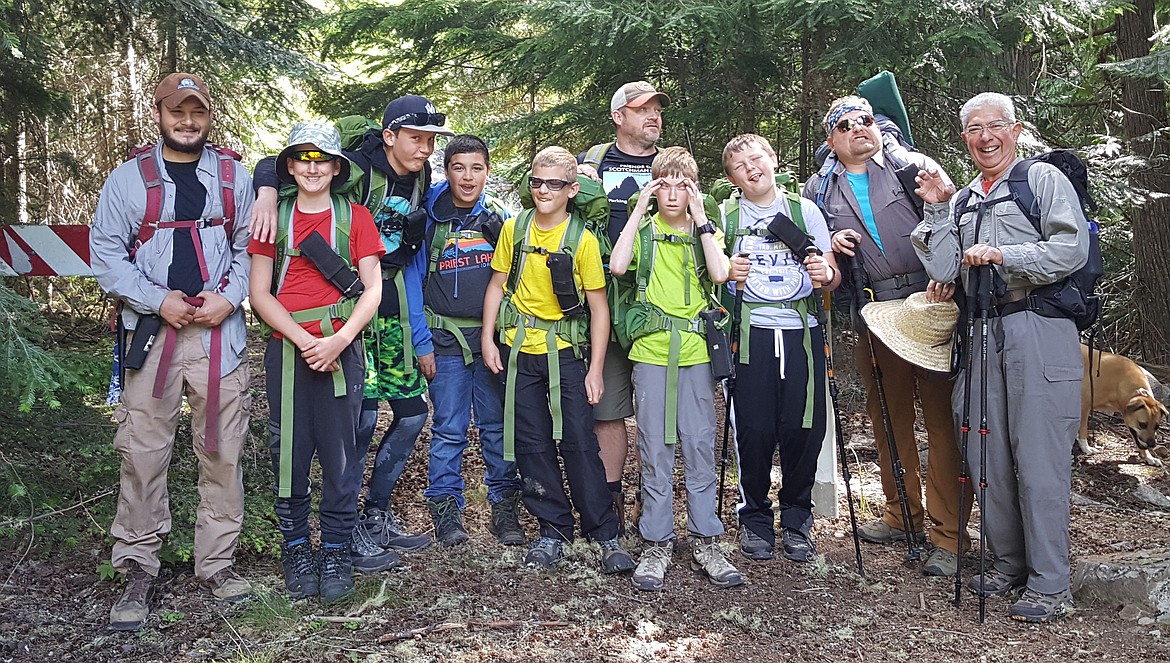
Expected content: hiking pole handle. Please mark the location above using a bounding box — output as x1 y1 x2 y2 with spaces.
806 247 823 289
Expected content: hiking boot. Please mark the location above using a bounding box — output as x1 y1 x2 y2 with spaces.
967 567 1026 597
522 536 564 569
361 507 432 552
632 540 673 591
202 566 251 601
488 490 526 546
922 547 959 577
1010 588 1073 623
780 528 816 563
281 540 318 599
317 543 355 604
739 527 774 561
350 524 402 573
690 536 745 588
108 560 154 631
857 519 925 545
428 496 469 548
599 538 636 574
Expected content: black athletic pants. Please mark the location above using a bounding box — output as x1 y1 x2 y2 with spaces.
733 325 827 547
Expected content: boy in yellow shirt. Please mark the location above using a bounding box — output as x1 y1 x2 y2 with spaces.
609 147 743 591
482 147 635 572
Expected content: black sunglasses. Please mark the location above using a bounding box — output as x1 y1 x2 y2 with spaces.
834 114 876 133
528 176 572 192
387 112 447 130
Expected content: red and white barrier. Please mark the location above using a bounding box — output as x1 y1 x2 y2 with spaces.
0 225 91 277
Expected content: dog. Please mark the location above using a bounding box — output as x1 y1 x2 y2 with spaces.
1077 344 1168 466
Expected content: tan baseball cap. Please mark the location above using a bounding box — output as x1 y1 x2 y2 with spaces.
610 81 670 113
154 73 211 109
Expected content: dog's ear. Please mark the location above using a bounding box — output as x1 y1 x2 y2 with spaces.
1139 387 1152 398
1126 397 1147 414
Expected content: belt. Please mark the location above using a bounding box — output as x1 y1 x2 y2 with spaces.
869 271 928 300
993 289 1034 317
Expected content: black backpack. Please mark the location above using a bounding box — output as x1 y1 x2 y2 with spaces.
954 150 1104 331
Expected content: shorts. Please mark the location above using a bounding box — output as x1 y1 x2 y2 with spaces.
363 314 427 402
593 343 634 421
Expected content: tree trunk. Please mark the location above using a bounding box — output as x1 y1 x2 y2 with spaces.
1116 0 1170 364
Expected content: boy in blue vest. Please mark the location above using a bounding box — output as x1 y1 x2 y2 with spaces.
721 134 841 563
481 147 635 572
421 135 523 546
609 146 743 590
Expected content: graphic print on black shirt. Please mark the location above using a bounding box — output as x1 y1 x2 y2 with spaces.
424 189 494 356
587 145 655 246
165 159 207 296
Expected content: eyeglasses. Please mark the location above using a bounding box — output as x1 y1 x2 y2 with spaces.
292 150 337 162
834 114 875 133
962 120 1015 137
387 112 447 130
528 176 572 192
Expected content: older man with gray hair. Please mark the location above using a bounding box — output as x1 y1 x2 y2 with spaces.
913 92 1088 623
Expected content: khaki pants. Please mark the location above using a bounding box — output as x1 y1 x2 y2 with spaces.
110 324 250 580
855 332 972 553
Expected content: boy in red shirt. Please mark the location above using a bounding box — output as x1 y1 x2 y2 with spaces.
248 122 385 603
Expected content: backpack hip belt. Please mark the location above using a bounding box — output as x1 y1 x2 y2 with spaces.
869 271 928 302
275 297 358 498
423 306 482 366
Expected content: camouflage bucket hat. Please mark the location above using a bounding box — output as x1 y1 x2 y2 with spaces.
276 120 352 188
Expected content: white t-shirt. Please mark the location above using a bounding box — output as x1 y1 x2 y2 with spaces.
725 190 831 330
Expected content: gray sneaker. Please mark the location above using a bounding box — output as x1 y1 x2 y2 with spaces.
350 523 402 573
523 536 564 569
599 538 636 574
922 547 959 577
967 567 1026 597
632 540 673 591
1010 588 1073 623
780 528 816 563
361 507 432 552
739 527 774 560
109 560 154 631
857 519 926 545
690 536 744 588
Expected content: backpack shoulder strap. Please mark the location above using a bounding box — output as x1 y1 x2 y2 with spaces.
506 209 534 294
1004 158 1042 233
133 149 165 258
581 142 613 167
952 186 973 227
274 197 296 295
720 195 741 257
428 217 453 276
785 191 806 232
365 168 387 209
331 195 353 266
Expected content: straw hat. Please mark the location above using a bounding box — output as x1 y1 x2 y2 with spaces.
860 292 958 373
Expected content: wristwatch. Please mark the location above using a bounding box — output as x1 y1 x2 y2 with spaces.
696 222 717 236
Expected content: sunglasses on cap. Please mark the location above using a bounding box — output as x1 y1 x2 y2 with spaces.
834 114 876 133
528 176 572 192
292 150 337 162
387 112 447 129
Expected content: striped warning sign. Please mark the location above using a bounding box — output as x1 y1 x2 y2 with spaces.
0 225 92 277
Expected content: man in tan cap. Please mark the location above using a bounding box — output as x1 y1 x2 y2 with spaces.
90 71 255 630
576 80 670 531
803 95 970 577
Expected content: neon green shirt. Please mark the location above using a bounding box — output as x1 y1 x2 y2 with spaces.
628 213 725 367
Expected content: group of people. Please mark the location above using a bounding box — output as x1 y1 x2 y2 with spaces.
89 72 1089 630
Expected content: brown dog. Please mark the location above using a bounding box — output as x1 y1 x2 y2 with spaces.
1078 344 1168 466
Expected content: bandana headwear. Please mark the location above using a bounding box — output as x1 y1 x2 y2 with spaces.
824 98 873 135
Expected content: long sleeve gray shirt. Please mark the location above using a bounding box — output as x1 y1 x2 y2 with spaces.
90 144 255 375
911 157 1088 293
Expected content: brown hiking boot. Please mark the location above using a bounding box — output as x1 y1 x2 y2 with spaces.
109 560 155 631
202 566 252 601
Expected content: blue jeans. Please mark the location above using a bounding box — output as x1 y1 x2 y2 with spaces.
423 353 520 509
352 397 429 512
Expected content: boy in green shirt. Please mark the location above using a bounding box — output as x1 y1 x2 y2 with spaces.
609 147 743 590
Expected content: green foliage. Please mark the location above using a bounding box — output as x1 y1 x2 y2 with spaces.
0 283 77 410
97 559 117 581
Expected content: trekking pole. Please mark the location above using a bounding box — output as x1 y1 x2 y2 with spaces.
954 266 981 608
717 253 749 520
822 288 865 578
846 242 922 567
976 265 993 625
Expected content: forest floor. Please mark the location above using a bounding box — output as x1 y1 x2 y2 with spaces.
3 331 1170 662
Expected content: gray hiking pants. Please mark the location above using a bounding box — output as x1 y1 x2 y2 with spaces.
953 310 1081 595
632 362 724 542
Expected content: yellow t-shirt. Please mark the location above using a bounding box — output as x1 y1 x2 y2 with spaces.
491 213 606 355
627 214 726 367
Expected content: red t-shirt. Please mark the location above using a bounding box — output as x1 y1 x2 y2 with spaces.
248 202 384 338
